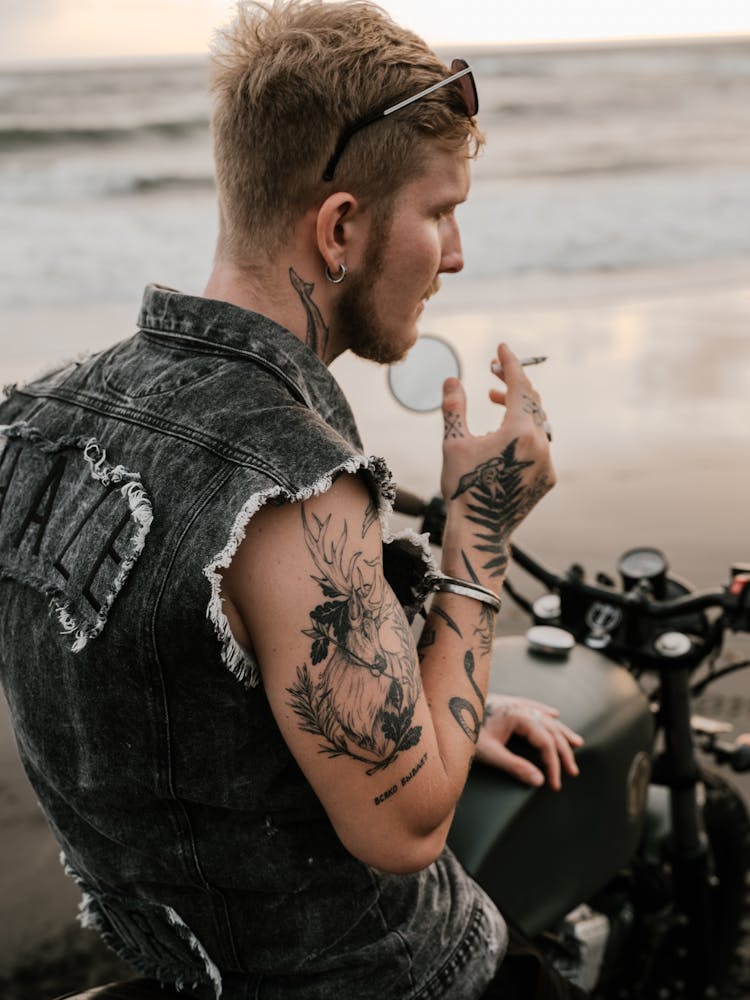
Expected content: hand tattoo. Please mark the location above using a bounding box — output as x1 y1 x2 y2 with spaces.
451 439 534 578
522 393 545 427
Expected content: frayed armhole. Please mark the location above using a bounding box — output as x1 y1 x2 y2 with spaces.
203 455 395 688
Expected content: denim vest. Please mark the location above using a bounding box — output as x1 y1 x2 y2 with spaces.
0 285 506 1000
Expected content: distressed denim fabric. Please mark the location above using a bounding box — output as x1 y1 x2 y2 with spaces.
0 284 507 999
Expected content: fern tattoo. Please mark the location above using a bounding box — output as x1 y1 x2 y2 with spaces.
451 439 535 578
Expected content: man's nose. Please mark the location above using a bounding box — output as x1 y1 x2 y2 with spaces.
439 218 464 274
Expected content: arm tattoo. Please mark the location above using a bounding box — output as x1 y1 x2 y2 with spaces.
417 605 462 661
286 505 422 775
449 650 483 744
443 412 466 440
373 751 428 806
289 267 330 359
461 549 480 584
361 496 378 538
460 550 494 656
451 438 536 578
417 622 436 662
432 605 463 638
474 605 495 658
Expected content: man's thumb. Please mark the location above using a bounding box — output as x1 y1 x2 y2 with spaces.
442 378 468 439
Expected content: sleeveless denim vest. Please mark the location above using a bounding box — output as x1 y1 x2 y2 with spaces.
0 285 506 1000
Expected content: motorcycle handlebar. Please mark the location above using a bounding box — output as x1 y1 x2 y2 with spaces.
510 542 731 620
395 491 749 630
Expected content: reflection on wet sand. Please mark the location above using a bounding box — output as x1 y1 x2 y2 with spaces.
332 259 750 588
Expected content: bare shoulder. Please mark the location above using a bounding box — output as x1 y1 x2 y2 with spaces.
220 471 380 621
218 473 443 870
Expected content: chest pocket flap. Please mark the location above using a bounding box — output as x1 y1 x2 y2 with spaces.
0 423 152 651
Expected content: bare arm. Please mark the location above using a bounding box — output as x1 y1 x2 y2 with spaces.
220 343 555 872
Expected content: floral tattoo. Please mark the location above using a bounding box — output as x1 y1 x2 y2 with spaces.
287 506 422 775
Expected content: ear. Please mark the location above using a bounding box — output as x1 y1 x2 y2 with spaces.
315 191 366 275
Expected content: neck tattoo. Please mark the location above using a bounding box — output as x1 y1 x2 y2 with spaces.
289 267 330 359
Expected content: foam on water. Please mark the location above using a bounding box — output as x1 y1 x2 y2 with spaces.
1 40 749 307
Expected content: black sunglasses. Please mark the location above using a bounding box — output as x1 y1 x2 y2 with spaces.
322 58 478 182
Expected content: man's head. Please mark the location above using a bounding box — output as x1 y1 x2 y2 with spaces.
332 142 469 363
210 0 484 266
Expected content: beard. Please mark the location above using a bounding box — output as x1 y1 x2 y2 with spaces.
331 204 414 365
334 277 406 365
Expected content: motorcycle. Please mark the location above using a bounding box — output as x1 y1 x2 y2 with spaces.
391 336 750 1000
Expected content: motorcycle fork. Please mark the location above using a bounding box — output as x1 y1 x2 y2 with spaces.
656 665 714 998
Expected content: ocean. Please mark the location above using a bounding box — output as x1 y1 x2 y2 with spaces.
1 38 750 310
2 38 750 992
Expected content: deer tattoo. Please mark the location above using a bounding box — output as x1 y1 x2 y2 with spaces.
286 506 422 774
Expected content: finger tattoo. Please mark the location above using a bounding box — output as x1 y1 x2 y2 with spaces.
522 393 545 427
443 412 466 440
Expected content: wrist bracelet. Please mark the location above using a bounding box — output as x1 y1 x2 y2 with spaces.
433 575 502 613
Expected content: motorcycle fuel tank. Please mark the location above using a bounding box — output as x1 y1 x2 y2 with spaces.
448 634 654 938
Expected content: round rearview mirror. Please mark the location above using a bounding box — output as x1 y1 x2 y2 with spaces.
387 334 461 412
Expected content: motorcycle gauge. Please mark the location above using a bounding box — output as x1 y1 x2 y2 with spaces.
618 546 668 599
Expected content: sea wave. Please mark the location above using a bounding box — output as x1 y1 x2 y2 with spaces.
127 174 215 194
0 117 208 152
0 165 215 203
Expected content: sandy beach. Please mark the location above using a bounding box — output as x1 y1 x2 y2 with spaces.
2 37 750 996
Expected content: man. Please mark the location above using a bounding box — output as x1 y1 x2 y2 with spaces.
0 2 584 997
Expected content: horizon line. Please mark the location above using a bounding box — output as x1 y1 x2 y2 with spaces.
1 29 748 72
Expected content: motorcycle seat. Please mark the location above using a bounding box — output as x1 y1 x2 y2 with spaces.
52 979 203 999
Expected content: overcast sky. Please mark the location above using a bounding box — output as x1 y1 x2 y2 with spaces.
2 0 750 63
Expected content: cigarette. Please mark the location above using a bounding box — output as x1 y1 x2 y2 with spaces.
491 355 547 374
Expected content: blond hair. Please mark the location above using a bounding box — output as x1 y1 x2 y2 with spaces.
210 0 484 263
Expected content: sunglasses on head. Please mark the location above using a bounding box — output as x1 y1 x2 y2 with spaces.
322 58 479 182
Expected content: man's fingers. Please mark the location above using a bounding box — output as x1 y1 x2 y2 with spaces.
519 713 584 790
495 342 524 386
533 730 562 791
442 377 469 441
553 728 581 777
483 742 545 787
521 698 560 717
558 722 585 747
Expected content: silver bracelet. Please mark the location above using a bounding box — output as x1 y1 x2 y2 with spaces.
432 575 502 613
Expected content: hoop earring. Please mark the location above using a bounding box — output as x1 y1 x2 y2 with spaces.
325 262 347 284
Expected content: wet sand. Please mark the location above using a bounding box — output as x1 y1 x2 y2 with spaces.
2 257 750 992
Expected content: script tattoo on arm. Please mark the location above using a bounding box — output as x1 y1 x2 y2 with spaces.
286 506 422 775
450 438 536 578
289 267 330 359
